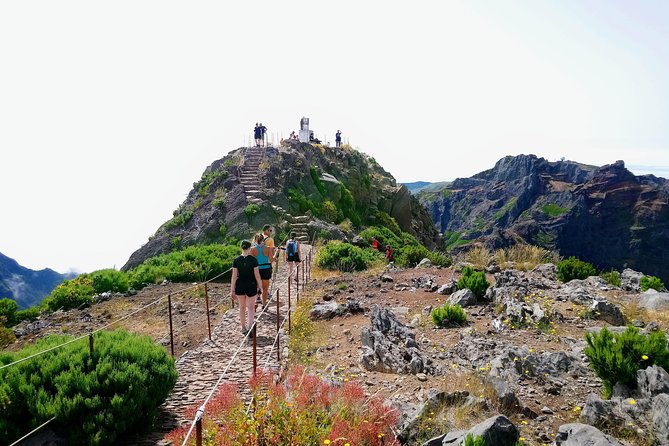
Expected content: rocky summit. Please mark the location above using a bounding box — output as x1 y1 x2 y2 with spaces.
123 141 439 270
419 155 669 283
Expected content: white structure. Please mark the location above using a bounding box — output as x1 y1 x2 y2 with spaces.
298 117 310 143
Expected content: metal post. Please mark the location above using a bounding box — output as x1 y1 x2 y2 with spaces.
276 289 280 332
302 257 305 288
288 276 292 334
204 283 212 341
168 293 175 357
296 265 300 302
89 333 94 356
196 418 203 446
276 288 281 362
252 325 257 376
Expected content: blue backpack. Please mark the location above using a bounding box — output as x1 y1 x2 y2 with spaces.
287 240 297 255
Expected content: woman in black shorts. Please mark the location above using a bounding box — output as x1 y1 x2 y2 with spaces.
284 232 301 278
231 240 263 334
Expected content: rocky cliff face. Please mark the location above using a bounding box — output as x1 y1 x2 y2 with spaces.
123 141 440 270
0 253 72 309
420 154 669 283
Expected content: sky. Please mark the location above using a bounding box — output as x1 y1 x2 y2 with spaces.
1 1 668 274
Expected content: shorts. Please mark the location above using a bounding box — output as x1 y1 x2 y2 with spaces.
259 267 272 281
287 254 301 263
235 280 258 297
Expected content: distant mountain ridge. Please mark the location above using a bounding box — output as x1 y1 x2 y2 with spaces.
419 154 669 283
403 181 452 194
0 252 73 309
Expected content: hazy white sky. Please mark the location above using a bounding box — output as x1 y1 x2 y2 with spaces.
1 1 668 273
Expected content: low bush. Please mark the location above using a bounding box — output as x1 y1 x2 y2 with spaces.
244 203 260 218
556 256 597 282
493 244 559 271
15 306 40 323
89 269 129 294
0 330 177 445
316 241 379 272
0 326 15 348
165 366 400 446
375 211 402 236
641 275 665 292
600 269 622 287
127 244 239 288
396 245 430 268
0 298 18 326
464 434 486 446
432 304 467 327
457 266 490 299
43 275 95 312
584 326 669 398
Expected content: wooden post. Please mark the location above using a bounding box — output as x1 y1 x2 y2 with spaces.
276 288 281 362
88 333 94 356
302 258 305 288
276 289 280 332
296 265 300 302
288 276 292 334
196 418 203 446
168 293 175 357
204 283 212 341
252 325 257 376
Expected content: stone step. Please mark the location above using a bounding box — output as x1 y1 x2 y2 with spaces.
292 216 310 223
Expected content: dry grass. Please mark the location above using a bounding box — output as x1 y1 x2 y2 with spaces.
618 300 669 331
288 289 328 366
463 246 492 270
494 244 560 271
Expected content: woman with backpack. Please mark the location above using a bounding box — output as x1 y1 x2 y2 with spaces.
230 240 263 335
284 232 301 278
251 233 273 307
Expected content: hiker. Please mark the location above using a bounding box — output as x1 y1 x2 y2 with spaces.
231 240 262 335
251 224 276 306
259 123 267 147
335 130 342 148
284 232 301 278
385 245 394 263
254 123 262 147
372 237 380 251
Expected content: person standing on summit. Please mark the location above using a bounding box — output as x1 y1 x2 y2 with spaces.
254 123 262 147
259 123 267 147
335 130 342 148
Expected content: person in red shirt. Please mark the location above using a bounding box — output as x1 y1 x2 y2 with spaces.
372 237 379 251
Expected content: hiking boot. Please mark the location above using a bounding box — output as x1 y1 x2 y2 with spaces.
256 296 262 304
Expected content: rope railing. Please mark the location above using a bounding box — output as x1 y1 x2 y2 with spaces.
179 242 315 446
0 267 232 371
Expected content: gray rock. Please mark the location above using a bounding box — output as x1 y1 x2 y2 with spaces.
437 281 458 295
380 274 394 283
489 378 520 412
442 415 519 446
562 283 596 304
639 292 669 311
621 268 643 292
590 300 626 326
416 373 428 382
580 393 619 427
416 258 433 268
531 263 557 280
449 289 477 307
555 423 625 445
637 365 669 398
310 299 364 320
307 219 346 241
651 393 669 445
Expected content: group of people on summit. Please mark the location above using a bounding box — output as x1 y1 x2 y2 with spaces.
255 122 343 147
230 224 302 335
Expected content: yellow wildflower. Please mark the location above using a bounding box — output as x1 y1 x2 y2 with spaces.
642 355 649 360
324 440 331 445
629 399 636 405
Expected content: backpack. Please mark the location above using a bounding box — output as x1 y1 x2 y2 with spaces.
287 240 297 256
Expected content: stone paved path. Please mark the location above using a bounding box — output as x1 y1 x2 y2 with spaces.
129 246 312 445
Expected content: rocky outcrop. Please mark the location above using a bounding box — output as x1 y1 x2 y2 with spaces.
123 142 441 269
420 154 669 284
555 423 625 446
360 307 433 375
440 415 520 446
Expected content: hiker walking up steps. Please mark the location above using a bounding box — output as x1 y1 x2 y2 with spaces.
284 232 301 278
251 224 276 306
231 240 262 335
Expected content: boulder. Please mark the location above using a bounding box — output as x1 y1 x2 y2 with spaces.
531 263 557 281
310 299 365 320
638 291 669 311
441 415 519 446
416 258 433 269
555 423 625 446
590 300 625 326
621 268 643 292
637 365 669 398
437 281 458 295
651 394 669 445
488 378 520 412
448 289 477 307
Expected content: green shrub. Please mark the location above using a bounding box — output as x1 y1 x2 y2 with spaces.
396 245 430 268
89 269 129 294
600 269 621 287
244 203 260 218
310 165 326 196
165 210 193 229
0 330 177 445
584 326 669 398
127 244 239 288
641 275 665 292
43 275 95 312
541 203 569 217
316 241 379 272
464 434 486 446
556 256 597 282
0 298 18 326
375 211 402 235
359 226 402 250
427 251 453 268
0 326 15 348
15 306 40 324
288 188 320 216
457 266 489 299
431 304 467 327
320 200 338 223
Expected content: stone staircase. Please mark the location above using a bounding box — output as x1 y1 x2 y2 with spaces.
239 147 264 204
290 215 310 243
